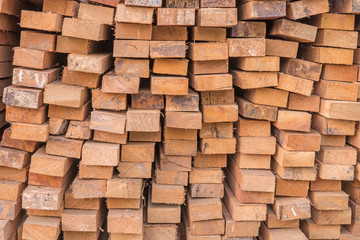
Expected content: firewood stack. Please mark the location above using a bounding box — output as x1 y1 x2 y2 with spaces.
4 0 360 239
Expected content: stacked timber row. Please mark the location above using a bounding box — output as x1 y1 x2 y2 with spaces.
0 2 33 240
3 0 360 239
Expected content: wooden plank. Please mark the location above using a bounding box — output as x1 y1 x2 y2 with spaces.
126 109 160 132
27 201 64 217
22 216 61 240
61 208 104 232
62 67 100 89
102 72 139 94
188 42 228 61
62 18 112 41
317 161 354 181
266 39 299 58
107 198 140 209
272 109 311 132
68 53 112 74
90 110 126 134
233 56 279 72
129 131 161 142
151 75 188 95
301 219 341 240
281 58 322 81
5 105 47 124
0 32 19 46
65 188 102 210
93 130 127 145
0 166 28 182
231 153 270 170
79 163 113 179
321 64 357 82
151 183 185 205
1 127 40 152
187 194 222 222
310 176 342 192
115 58 149 78
200 122 233 139
152 26 187 41
236 136 276 155
131 88 164 110
243 88 289 108
319 99 360 121
13 47 58 70
332 0 360 13
272 161 317 181
274 144 315 167
277 73 313 96
272 197 311 221
106 177 143 199
157 8 195 26
310 191 348 210
90 0 121 7
266 206 299 229
200 138 236 154
232 70 277 89
275 176 309 197
189 168 223 184
311 207 351 225
121 142 155 162
20 31 56 52
115 22 152 40
190 27 226 42
309 13 355 30
72 176 106 199
108 208 143 234
114 40 149 58
227 38 265 57
115 4 154 24
313 29 358 49
46 135 83 159
11 121 49 142
43 0 79 17
189 60 228 75
260 223 307 240
147 193 181 224
287 93 320 112
287 0 329 20
231 21 266 38
317 146 357 165
13 67 60 89
82 141 120 166
159 147 192 171
117 161 151 178
150 41 186 58
238 1 286 20
314 80 358 101
201 89 234 105
196 8 237 27
236 97 277 121
312 113 355 135
92 89 127 111
56 36 104 55
165 90 198 112
299 46 354 65
3 85 43 109
65 118 92 140
189 73 232 91
165 111 202 129
273 127 321 151
321 134 346 147
78 3 114 25
22 185 63 210
20 10 63 32
270 19 317 42
190 183 223 198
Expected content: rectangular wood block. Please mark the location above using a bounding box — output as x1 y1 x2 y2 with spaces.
6 105 48 124
165 90 199 112
238 0 286 20
311 207 351 225
0 180 25 202
300 219 340 240
129 131 161 142
266 206 299 229
187 194 222 222
44 81 89 108
314 80 358 101
236 136 276 155
299 46 354 65
281 58 322 81
317 146 357 165
68 53 112 74
152 26 188 41
202 104 237 123
102 72 139 94
232 70 278 89
272 161 317 181
272 197 311 221
153 58 188 76
277 73 313 96
321 64 357 82
92 89 127 111
78 3 114 25
193 152 226 168
62 18 112 41
72 176 106 199
189 60 228 75
231 21 266 38
227 38 265 57
287 0 329 20
318 161 354 181
61 208 104 232
200 122 233 139
190 26 226 42
275 177 309 197
200 138 236 155
321 134 346 147
310 176 342 192
108 208 143 234
233 56 279 72
13 47 58 70
23 216 61 240
0 166 28 183
20 31 56 52
190 183 224 198
131 88 164 110
121 142 155 162
1 127 40 153
287 93 320 112
243 88 289 108
79 163 113 180
312 113 355 135
274 144 315 167
165 111 202 129
115 58 149 78
117 161 152 178
236 97 278 121
231 153 271 170
159 148 191 171
56 36 103 55
64 188 102 210
273 109 312 132
65 118 92 140
196 8 236 27
46 135 83 159
188 42 228 61
313 29 358 49
82 141 120 166
151 75 188 95
319 99 360 121
266 38 299 58
11 122 49 142
90 110 126 134
189 168 223 184
13 67 60 89
270 19 317 43
273 127 321 151
201 89 234 105
126 109 160 132
20 10 63 32
106 177 143 199
309 13 355 30
3 85 43 109
22 185 63 210
115 23 152 40
151 183 185 205
62 67 101 89
157 8 195 26
155 164 188 186
189 73 232 91
115 4 154 24
93 130 127 145
147 196 181 224
164 139 197 156
310 191 349 210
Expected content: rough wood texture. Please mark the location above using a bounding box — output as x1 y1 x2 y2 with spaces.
62 18 112 41
157 8 195 26
20 10 63 32
196 8 237 27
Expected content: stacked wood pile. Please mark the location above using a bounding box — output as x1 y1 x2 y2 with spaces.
3 0 360 239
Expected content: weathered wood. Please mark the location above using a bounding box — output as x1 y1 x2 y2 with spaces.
266 38 299 58
190 183 223 198
22 216 61 240
312 113 355 135
236 97 278 121
108 207 143 234
260 223 307 240
68 53 112 74
13 47 58 70
11 122 49 142
93 130 127 145
266 206 299 229
318 161 354 181
131 88 164 110
317 146 357 165
115 58 149 78
62 18 112 41
92 89 127 111
159 147 192 171
310 191 348 210
117 161 152 178
13 67 60 89
200 138 236 155
189 60 228 75
65 188 102 210
243 88 289 108
106 177 143 199
72 176 106 199
188 42 228 61
238 0 286 20
275 176 309 197
319 99 360 121
46 135 83 159
299 46 354 65
309 13 355 30
272 161 317 181
273 127 321 151
78 3 114 25
273 109 312 132
1 127 40 152
43 0 79 16
56 36 104 55
274 144 315 167
232 70 278 89
20 31 56 52
147 193 180 224
22 185 64 210
187 194 222 222
126 109 160 132
191 27 226 42
313 29 358 49
65 118 92 140
227 38 265 57
3 85 43 109
151 75 188 95
157 8 195 26
272 197 311 221
200 122 233 139
115 23 152 40
189 73 232 91
62 67 100 89
288 93 320 112
6 105 47 124
152 183 185 205
61 208 104 232
231 21 266 38
79 163 113 180
311 207 351 225
115 4 154 24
